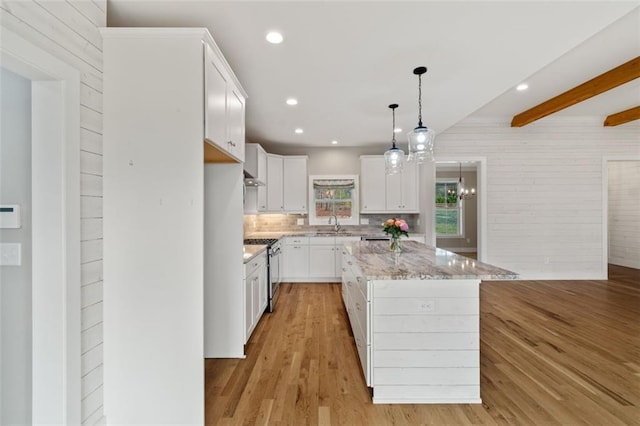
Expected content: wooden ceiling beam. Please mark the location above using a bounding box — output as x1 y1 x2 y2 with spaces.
604 106 640 126
511 56 640 127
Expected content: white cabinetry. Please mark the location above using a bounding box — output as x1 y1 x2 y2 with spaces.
360 156 387 212
266 155 308 213
283 157 308 213
204 43 246 162
244 251 267 342
341 249 371 385
360 156 419 213
308 237 336 278
283 236 361 282
282 236 310 280
266 155 284 212
102 28 247 423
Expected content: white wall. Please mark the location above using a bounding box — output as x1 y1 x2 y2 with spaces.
0 67 32 426
0 2 107 424
436 118 639 279
608 161 640 269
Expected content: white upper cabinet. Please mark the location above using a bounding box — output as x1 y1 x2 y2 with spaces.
204 43 246 162
266 154 284 211
360 156 387 212
386 160 418 212
360 155 419 213
283 156 308 213
266 154 308 213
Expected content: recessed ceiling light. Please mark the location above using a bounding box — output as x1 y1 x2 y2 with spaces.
266 31 283 44
286 98 298 106
394 128 402 133
331 140 338 145
516 83 529 91
295 128 304 134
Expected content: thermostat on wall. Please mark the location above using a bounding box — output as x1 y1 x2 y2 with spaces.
0 205 21 229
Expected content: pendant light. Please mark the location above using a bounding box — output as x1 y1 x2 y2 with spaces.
384 103 405 175
456 162 476 200
407 66 436 163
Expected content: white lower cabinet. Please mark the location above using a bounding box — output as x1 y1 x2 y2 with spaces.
283 236 361 282
244 251 267 342
341 249 371 386
282 237 310 281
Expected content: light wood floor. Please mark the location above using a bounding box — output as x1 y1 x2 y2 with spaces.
205 265 640 425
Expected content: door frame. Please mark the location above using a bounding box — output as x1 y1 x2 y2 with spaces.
434 157 487 262
602 156 640 277
1 27 81 424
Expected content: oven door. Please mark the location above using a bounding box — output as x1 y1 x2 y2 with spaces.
268 243 281 311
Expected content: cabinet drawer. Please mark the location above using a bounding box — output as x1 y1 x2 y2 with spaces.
284 236 309 246
310 236 335 245
244 253 266 278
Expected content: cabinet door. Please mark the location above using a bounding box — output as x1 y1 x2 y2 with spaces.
309 245 335 278
204 45 228 149
227 86 245 162
401 161 419 212
245 275 253 342
257 148 267 211
283 157 308 213
360 157 386 212
258 260 268 313
266 155 284 211
385 172 403 211
251 272 261 330
283 245 309 279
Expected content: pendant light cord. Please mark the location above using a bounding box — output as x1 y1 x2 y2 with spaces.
417 73 423 127
392 106 397 148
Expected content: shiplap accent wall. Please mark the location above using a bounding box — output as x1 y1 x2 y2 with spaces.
0 1 106 424
436 118 639 279
608 161 640 269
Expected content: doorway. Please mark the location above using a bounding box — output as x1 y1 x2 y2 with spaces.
603 158 640 276
434 158 486 262
0 28 81 424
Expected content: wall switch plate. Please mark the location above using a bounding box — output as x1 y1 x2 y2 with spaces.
361 218 369 225
0 243 22 266
296 218 304 225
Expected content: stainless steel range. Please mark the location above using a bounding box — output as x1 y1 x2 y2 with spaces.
243 238 281 312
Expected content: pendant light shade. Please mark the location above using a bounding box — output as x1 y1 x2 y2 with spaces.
384 104 405 175
407 66 436 163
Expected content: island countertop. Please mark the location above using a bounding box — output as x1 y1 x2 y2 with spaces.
343 240 518 280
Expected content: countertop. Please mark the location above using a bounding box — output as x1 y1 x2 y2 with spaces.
344 240 518 281
244 230 391 239
243 244 267 263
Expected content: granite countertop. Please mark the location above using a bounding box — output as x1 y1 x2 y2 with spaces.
344 240 518 281
243 244 267 263
244 230 389 239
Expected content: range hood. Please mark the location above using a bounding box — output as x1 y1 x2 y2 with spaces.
243 170 265 187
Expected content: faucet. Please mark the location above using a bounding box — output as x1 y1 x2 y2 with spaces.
328 215 341 232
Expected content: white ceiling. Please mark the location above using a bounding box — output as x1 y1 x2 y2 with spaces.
107 1 640 149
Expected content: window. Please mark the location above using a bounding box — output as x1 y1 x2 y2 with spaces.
435 180 463 236
308 175 359 225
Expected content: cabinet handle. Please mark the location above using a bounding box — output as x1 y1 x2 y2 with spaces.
227 140 236 147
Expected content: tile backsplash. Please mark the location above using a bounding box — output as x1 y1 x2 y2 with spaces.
244 214 418 235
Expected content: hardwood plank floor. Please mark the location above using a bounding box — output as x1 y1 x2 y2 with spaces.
205 265 640 425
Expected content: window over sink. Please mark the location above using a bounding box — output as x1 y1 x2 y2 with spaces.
308 175 359 226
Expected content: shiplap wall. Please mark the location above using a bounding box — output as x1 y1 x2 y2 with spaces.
0 1 106 424
608 161 640 269
436 118 639 279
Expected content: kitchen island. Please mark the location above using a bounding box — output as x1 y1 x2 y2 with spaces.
341 240 517 404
